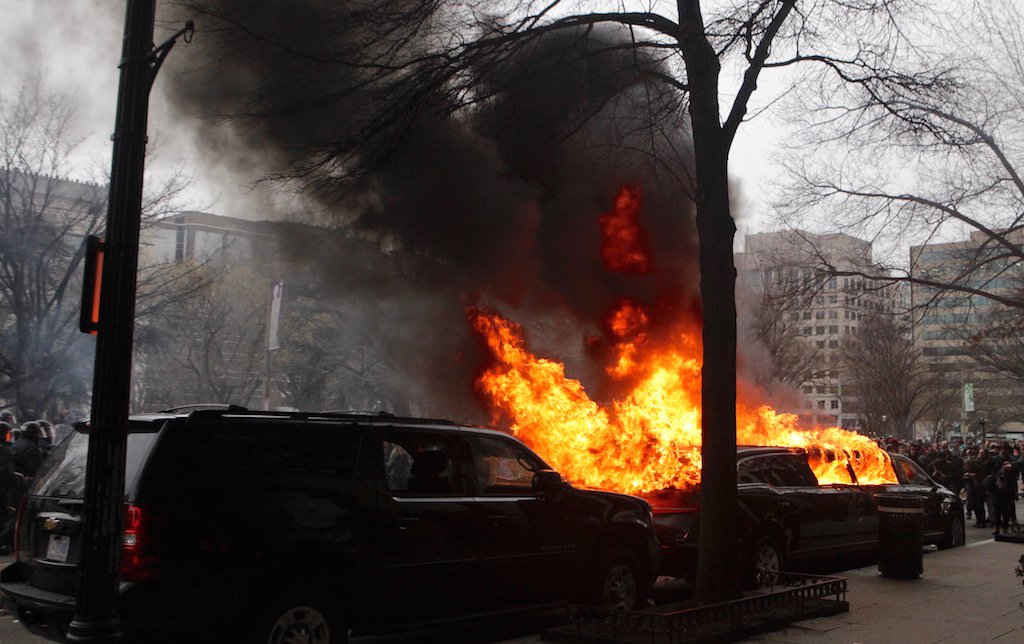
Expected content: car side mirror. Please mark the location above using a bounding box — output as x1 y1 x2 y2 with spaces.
532 469 565 497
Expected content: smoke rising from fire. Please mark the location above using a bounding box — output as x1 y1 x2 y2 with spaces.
163 2 712 414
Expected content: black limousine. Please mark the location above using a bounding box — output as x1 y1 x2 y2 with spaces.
648 446 965 585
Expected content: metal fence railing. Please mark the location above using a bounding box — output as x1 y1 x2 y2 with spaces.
547 572 849 644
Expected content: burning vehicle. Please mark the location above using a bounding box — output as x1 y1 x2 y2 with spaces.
648 447 964 586
461 188 964 587
467 305 966 585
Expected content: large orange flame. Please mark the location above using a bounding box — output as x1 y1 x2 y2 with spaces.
468 302 897 495
600 186 650 274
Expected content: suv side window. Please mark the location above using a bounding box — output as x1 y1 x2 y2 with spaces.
383 430 464 496
174 421 364 498
768 454 819 487
467 434 543 495
737 457 765 484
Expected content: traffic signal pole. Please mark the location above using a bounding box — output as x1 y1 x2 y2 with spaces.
67 3 191 641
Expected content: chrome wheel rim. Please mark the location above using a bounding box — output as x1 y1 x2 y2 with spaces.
267 606 330 644
602 563 638 610
754 543 781 586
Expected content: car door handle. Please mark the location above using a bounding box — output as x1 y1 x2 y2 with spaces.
397 517 420 531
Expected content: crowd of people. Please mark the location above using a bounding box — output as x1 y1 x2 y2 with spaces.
0 409 66 555
882 435 1024 535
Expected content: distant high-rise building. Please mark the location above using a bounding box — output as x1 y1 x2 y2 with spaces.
910 231 1024 439
737 230 898 430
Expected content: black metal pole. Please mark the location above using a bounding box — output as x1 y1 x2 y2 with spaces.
67 2 189 641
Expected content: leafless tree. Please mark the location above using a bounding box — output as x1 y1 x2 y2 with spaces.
777 0 1024 312
840 312 947 439
0 77 206 420
173 0 942 602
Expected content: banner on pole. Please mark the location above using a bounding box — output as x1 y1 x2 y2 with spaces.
963 383 974 413
268 281 283 350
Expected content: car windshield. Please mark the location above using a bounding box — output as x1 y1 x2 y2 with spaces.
30 425 163 498
893 456 935 487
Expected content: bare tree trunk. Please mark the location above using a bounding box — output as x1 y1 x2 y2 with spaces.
679 0 740 603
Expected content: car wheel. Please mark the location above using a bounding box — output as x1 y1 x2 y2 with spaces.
940 510 966 549
747 537 784 589
588 547 644 611
253 589 347 644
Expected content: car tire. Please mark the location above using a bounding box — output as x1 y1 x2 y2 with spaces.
939 510 966 549
746 536 784 589
251 587 347 644
588 547 645 611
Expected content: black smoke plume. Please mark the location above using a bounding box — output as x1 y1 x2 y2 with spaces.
165 2 701 416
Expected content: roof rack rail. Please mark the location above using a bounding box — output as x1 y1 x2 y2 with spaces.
159 404 249 413
320 410 395 418
153 406 465 427
317 410 460 425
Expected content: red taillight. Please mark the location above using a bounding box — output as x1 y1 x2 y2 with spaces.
120 504 162 582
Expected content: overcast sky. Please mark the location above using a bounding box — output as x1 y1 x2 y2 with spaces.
0 1 781 236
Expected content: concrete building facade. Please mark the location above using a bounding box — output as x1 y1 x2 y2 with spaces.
910 231 1024 440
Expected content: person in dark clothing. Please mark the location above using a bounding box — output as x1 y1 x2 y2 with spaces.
963 449 987 526
929 451 955 490
0 421 28 553
946 450 964 498
11 421 44 479
992 460 1018 535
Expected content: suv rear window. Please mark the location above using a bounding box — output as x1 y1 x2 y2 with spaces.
30 423 164 498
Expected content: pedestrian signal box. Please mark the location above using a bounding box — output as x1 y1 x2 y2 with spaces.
80 235 105 335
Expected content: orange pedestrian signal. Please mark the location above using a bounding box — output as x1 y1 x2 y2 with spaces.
80 235 105 334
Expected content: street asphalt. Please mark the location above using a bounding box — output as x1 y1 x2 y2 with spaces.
2 500 1023 643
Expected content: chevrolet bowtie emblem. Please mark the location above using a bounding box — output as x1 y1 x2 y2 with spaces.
42 517 60 531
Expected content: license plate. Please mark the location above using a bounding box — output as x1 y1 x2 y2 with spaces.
46 534 70 562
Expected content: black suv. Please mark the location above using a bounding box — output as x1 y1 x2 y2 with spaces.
0 408 659 642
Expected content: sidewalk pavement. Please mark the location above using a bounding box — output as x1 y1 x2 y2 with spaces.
3 519 1024 643
745 536 1024 643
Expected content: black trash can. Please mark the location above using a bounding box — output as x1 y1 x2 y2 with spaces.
874 493 925 579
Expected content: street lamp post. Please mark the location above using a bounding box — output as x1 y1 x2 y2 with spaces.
67 4 191 641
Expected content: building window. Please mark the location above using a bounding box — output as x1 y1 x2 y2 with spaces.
803 311 812 320
174 219 186 262
816 311 825 319
829 340 839 348
816 326 825 335
816 386 825 394
818 400 826 409
828 325 838 333
828 310 838 319
831 400 839 409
